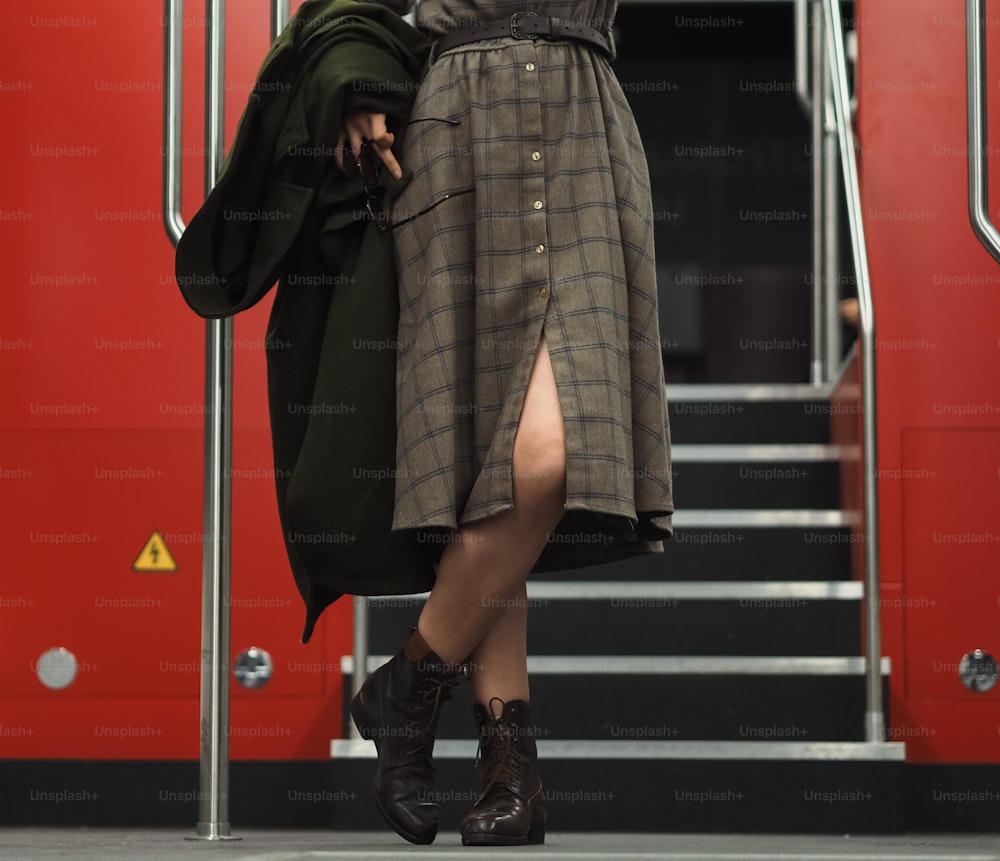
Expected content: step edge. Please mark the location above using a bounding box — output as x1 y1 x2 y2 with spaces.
673 510 857 527
342 655 893 676
672 443 854 462
366 581 864 602
330 739 905 761
665 383 836 401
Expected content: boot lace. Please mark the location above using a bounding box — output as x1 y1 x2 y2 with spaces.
403 666 467 758
474 697 523 801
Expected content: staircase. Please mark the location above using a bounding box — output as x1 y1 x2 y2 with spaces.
332 383 905 833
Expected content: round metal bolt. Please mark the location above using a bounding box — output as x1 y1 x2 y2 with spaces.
959 649 998 692
234 646 273 689
36 647 78 690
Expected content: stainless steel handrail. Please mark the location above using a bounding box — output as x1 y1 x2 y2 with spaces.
272 0 290 40
794 0 811 112
162 0 185 245
801 0 844 388
196 0 236 841
163 0 289 840
352 596 368 739
966 0 1000 263
822 53 842 379
806 0 823 384
821 0 884 743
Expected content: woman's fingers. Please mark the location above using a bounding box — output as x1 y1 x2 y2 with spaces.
363 113 403 178
366 113 389 142
334 129 348 174
371 134 402 179
344 112 373 159
347 124 365 166
337 112 404 179
335 115 366 175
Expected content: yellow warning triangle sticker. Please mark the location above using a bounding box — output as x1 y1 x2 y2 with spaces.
132 530 178 572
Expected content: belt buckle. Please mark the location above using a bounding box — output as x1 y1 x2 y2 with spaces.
509 11 539 40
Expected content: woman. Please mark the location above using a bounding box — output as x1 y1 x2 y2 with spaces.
335 0 674 846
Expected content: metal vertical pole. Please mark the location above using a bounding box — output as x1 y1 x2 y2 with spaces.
821 46 841 377
794 0 811 112
193 0 238 840
160 0 236 838
350 0 370 730
807 0 826 385
165 0 294 840
822 0 884 743
352 597 368 739
271 0 290 40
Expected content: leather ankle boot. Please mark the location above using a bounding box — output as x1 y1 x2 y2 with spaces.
350 630 468 844
460 697 546 845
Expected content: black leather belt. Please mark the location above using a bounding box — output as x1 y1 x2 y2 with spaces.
432 12 615 62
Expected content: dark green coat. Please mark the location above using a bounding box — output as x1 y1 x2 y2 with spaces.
175 0 435 643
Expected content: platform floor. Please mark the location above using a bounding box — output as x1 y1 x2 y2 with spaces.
2 830 1000 861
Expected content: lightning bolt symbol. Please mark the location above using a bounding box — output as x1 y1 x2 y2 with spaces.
151 543 159 563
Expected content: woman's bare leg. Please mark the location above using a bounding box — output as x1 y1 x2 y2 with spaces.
469 581 529 705
414 333 565 679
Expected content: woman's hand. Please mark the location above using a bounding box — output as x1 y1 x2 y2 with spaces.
335 111 402 179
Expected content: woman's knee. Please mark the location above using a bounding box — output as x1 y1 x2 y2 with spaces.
511 332 566 514
512 434 566 514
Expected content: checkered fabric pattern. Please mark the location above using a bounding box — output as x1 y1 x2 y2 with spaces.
388 1 674 565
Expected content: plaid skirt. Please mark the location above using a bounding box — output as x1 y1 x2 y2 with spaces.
389 8 674 569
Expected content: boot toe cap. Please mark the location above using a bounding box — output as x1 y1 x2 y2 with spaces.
378 797 439 844
376 781 439 844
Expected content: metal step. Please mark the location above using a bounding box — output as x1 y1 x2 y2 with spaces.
666 398 833 445
542 526 854 582
672 443 848 461
340 668 893 742
675 460 841 508
666 384 836 401
325 754 905 832
342 655 891 676
673 509 855 526
366 581 864 601
672 444 849 509
332 739 903 760
362 582 867 656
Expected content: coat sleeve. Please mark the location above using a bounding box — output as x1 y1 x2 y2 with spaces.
173 28 318 320
174 1 429 319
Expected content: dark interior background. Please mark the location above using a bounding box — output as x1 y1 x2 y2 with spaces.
613 1 857 383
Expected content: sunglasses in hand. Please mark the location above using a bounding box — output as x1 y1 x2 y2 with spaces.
349 117 473 234
354 139 394 233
